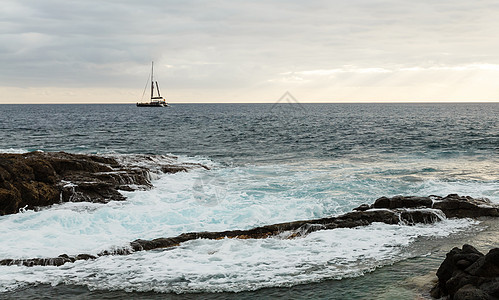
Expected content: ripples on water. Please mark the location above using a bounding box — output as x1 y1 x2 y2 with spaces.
1 103 497 162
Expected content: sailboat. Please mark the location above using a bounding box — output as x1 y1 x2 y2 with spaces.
137 61 169 107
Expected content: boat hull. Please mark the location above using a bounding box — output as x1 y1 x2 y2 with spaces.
136 102 169 107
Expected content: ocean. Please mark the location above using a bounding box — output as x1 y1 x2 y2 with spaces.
0 103 498 299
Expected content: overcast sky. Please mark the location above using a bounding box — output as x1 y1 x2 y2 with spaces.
1 0 499 103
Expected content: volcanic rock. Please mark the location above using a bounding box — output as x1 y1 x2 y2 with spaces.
1 191 497 268
372 194 499 219
0 151 207 215
431 245 499 299
0 205 446 267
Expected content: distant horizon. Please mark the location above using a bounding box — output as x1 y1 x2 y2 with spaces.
3 1 499 104
1 101 498 105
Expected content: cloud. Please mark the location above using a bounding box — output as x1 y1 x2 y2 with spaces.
1 0 499 102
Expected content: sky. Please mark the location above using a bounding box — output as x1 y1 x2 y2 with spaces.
1 0 499 103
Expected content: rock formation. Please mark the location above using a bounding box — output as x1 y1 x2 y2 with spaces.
1 194 497 267
0 151 207 215
371 194 499 218
431 244 499 299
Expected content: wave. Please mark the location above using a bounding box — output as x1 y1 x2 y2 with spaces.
0 148 36 154
0 151 497 293
0 219 477 293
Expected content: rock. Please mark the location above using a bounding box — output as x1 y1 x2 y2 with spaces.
433 194 499 218
399 209 444 225
373 195 433 209
430 284 443 299
479 280 499 298
0 151 207 216
372 194 499 219
445 271 478 296
353 204 370 211
1 194 497 268
454 284 490 300
433 245 499 299
1 206 445 267
466 248 499 278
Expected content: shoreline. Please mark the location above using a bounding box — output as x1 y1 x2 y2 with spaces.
2 218 496 299
1 152 497 297
2 194 496 268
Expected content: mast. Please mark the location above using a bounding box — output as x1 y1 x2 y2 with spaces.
150 61 154 100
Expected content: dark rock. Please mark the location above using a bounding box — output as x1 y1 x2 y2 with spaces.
479 280 499 298
457 259 474 270
372 195 433 209
466 248 499 278
372 194 499 219
399 209 443 225
0 256 74 267
430 284 443 299
0 151 207 215
353 204 370 211
454 252 484 270
436 247 465 292
454 284 491 300
446 271 478 296
433 245 499 299
2 194 497 268
5 206 445 267
433 194 499 218
75 254 97 260
462 244 485 256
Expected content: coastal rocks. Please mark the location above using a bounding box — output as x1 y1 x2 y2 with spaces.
0 194 497 268
0 206 446 267
0 151 207 215
372 194 499 219
373 195 433 209
432 194 499 219
0 253 97 267
431 245 499 299
124 208 443 252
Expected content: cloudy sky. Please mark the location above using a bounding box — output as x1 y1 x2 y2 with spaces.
1 0 499 103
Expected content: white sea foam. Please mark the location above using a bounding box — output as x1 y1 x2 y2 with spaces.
0 156 496 293
0 219 476 293
0 148 31 154
0 161 496 259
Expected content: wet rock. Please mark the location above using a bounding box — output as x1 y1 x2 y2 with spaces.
5 206 444 267
432 245 499 299
453 284 490 300
75 254 97 260
0 151 206 215
480 281 499 298
433 194 499 218
466 248 499 278
373 195 433 209
372 194 499 219
353 204 370 211
1 195 497 268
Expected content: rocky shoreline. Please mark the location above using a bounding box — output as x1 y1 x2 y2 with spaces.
0 151 207 215
1 193 497 270
431 244 499 299
1 152 498 298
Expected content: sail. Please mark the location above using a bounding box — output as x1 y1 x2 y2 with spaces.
137 61 169 107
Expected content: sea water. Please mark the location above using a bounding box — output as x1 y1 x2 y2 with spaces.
0 103 498 299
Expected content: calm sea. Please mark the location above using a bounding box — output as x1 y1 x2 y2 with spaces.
0 103 498 299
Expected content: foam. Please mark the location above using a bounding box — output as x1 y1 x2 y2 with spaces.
0 148 32 154
0 161 496 260
0 156 496 293
0 219 476 293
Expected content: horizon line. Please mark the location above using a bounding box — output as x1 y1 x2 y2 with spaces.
1 101 498 105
